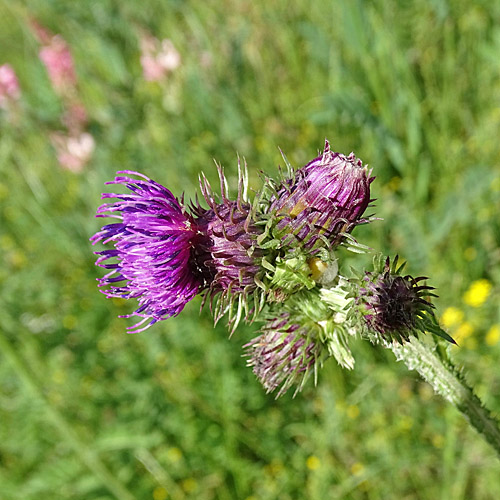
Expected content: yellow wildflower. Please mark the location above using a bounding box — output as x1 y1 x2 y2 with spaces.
306 455 321 471
347 405 360 419
441 307 464 328
432 434 444 449
166 447 182 463
181 478 197 493
463 279 492 307
265 460 284 476
397 415 413 432
454 322 473 344
486 325 500 346
152 487 168 500
350 462 364 475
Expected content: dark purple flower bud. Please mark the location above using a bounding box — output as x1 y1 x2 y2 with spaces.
359 257 436 343
270 140 374 250
91 171 203 332
191 163 263 328
244 313 320 397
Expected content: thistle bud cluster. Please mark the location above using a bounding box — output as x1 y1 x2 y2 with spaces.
92 140 454 395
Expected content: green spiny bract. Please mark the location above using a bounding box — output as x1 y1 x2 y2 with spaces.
354 255 456 345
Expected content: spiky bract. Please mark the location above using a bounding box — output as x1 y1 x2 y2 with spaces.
358 256 454 344
193 162 264 330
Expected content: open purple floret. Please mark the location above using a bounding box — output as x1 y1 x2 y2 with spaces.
91 171 202 332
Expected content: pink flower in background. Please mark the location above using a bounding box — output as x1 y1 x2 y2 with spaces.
157 39 181 71
30 20 77 95
0 64 21 109
51 132 95 173
31 20 95 172
61 101 88 134
140 35 181 82
39 35 77 94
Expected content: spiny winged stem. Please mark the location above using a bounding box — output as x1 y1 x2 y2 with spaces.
390 338 500 458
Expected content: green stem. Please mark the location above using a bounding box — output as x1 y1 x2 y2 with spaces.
0 333 136 500
389 337 500 458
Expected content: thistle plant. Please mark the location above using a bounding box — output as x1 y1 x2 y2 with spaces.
92 140 500 458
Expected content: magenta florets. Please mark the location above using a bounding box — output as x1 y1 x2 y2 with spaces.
91 171 202 332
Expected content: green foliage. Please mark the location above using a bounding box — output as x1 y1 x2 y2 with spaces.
1 0 500 498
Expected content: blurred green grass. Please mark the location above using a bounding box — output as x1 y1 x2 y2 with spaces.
1 0 500 498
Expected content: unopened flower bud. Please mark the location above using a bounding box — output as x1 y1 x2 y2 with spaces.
244 313 320 397
269 140 373 251
245 288 355 396
358 256 455 344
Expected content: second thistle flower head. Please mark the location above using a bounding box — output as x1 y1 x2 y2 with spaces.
268 140 374 252
244 288 356 397
244 313 320 397
358 256 455 344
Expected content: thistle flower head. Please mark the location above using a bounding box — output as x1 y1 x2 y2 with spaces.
191 161 263 329
91 171 202 332
244 313 320 397
358 256 455 344
244 288 356 397
268 140 374 252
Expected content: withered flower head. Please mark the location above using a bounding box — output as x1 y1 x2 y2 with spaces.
244 313 320 397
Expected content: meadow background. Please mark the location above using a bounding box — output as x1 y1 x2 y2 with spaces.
1 0 500 498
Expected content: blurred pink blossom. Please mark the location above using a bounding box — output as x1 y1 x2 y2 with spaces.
140 35 181 82
61 101 88 134
0 64 21 109
30 21 94 173
39 35 77 94
200 51 213 69
51 132 95 173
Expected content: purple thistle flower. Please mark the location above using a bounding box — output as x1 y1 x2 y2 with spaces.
359 257 436 343
91 171 203 332
191 162 263 328
269 140 374 250
244 313 320 397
